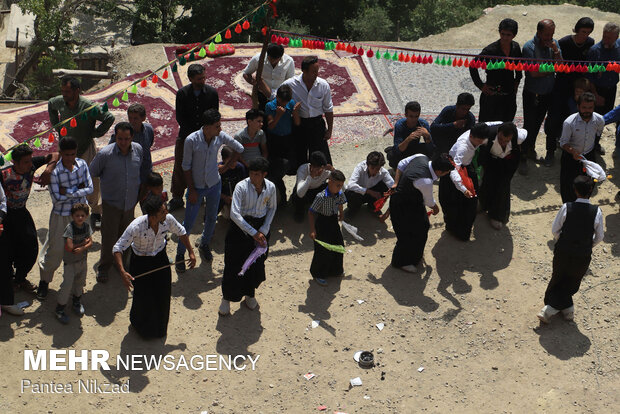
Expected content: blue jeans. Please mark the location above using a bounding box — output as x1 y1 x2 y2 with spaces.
177 180 221 256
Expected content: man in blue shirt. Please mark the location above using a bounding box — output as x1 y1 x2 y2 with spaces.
386 101 432 169
175 109 244 272
520 19 562 174
430 93 476 156
588 22 620 155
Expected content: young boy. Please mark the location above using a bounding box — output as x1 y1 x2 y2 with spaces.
344 151 394 217
291 151 334 222
219 157 276 316
219 146 247 219
56 203 93 324
38 136 93 299
139 171 167 214
265 84 301 201
1 144 57 299
308 170 347 286
537 176 604 323
234 109 268 168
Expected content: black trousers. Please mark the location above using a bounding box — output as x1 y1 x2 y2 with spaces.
478 92 517 123
291 183 327 215
390 191 429 268
0 208 38 288
293 116 331 169
310 214 344 278
438 166 479 241
479 154 519 223
522 89 555 155
344 182 389 216
544 247 591 310
560 149 595 203
544 79 571 143
266 131 294 200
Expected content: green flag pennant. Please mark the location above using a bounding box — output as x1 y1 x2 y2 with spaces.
315 239 346 254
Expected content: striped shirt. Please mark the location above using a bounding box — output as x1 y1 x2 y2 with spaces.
49 158 94 216
113 214 186 256
310 188 347 217
230 178 277 236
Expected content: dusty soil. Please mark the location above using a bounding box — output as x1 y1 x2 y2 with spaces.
1 4 619 413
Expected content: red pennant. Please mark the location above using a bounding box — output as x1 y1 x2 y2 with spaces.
271 34 277 43
398 52 404 62
481 61 487 70
162 69 169 79
60 126 67 136
456 58 463 67
404 54 411 63
261 26 268 36
140 79 147 88
351 45 357 54
283 37 289 45
422 55 429 64
152 74 158 83
428 55 434 64
48 132 54 143
357 47 364 56
225 29 232 39
70 118 77 128
516 62 524 71
346 44 352 53
417 55 423 64
463 58 470 68
452 58 457 67
242 20 250 30
533 63 540 72
366 49 374 58
319 41 325 50
234 24 242 34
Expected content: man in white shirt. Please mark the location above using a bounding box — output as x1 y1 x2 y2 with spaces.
219 157 277 316
559 92 605 203
477 122 527 229
281 55 334 168
291 151 333 222
439 123 490 241
243 43 295 110
344 151 394 217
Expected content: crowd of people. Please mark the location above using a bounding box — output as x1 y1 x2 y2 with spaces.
0 19 617 335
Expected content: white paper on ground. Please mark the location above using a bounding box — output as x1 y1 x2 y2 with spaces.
350 377 363 386
356 300 364 304
376 323 385 331
342 221 363 241
418 366 425 372
311 320 320 329
353 351 363 362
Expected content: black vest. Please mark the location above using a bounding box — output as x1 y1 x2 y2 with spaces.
397 155 432 195
555 202 598 255
478 125 520 166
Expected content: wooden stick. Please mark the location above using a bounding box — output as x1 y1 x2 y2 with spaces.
132 259 191 279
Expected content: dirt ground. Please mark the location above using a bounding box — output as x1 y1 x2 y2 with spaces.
1 4 619 413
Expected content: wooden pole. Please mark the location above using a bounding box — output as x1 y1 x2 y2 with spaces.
252 37 269 109
14 28 19 69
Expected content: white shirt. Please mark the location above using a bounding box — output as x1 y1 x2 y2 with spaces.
113 214 186 256
490 127 528 158
551 198 604 244
0 184 6 220
243 53 295 98
346 161 394 194
281 74 333 118
230 178 277 237
397 154 439 207
295 163 331 198
449 132 486 193
559 112 605 155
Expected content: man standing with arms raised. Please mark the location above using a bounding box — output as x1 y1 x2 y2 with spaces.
281 56 334 168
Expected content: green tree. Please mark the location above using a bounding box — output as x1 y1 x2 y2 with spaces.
345 4 394 41
406 0 482 40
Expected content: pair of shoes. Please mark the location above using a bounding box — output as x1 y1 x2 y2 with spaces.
37 281 49 300
168 197 184 212
561 306 574 321
72 297 85 316
490 219 503 230
542 151 554 167
218 299 231 316
1 304 25 316
596 143 605 155
401 265 417 273
175 254 186 273
244 296 258 310
518 159 528 175
314 278 328 286
15 279 38 293
90 213 102 230
96 272 108 283
199 244 213 262
537 305 559 324
55 307 69 325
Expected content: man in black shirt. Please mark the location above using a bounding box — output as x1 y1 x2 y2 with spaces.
542 17 595 167
169 64 219 211
470 18 522 123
